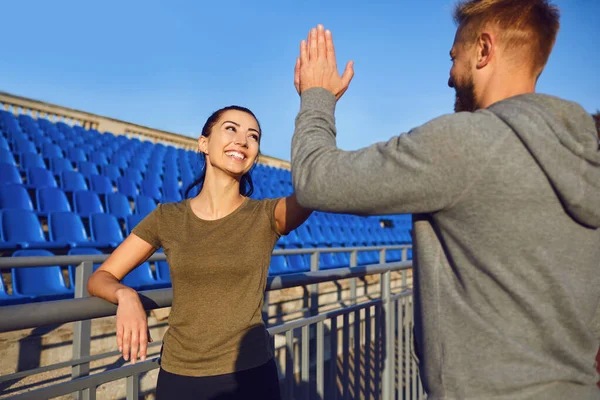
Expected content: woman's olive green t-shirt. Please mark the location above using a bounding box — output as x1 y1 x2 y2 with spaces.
132 197 281 377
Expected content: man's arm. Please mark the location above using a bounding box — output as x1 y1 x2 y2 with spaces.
291 87 497 215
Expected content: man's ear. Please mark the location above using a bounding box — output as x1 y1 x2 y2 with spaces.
476 32 494 69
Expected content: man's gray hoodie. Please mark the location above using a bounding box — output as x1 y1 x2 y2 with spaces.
291 87 600 399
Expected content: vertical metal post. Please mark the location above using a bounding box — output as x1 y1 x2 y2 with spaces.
316 321 325 398
350 250 357 305
73 261 93 400
263 292 270 327
126 374 139 400
330 316 338 400
404 297 412 400
310 251 319 317
397 298 403 399
381 269 392 400
301 324 310 400
349 250 357 345
342 313 350 400
286 329 295 399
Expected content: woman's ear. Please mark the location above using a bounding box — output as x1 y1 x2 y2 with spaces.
198 136 208 155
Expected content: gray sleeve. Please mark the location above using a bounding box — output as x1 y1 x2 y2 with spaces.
291 88 497 215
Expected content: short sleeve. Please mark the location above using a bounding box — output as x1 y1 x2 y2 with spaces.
262 197 283 238
131 206 162 249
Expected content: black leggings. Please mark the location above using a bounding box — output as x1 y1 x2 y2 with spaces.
155 358 281 400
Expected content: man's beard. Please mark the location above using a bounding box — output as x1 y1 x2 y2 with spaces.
453 77 477 113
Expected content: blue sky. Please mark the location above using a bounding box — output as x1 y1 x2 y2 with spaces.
1 0 598 161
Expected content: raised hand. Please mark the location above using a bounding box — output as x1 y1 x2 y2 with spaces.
294 24 354 100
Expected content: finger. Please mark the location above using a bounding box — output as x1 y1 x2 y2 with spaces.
309 28 318 60
325 29 337 68
294 58 301 93
317 24 326 61
139 328 148 362
117 322 124 353
122 327 131 361
130 329 139 364
300 40 308 65
341 60 355 87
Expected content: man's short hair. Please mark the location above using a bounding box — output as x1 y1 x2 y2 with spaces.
453 0 560 79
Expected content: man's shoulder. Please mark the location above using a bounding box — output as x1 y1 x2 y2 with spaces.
407 109 503 143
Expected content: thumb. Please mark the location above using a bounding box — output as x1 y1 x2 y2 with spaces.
294 58 301 93
341 60 354 88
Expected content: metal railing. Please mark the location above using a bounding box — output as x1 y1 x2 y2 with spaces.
0 245 422 399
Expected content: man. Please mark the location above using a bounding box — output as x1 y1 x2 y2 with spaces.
291 0 600 399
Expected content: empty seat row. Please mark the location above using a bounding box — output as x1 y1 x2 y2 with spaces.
0 185 157 217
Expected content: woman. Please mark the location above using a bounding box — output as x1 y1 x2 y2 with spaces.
87 105 312 399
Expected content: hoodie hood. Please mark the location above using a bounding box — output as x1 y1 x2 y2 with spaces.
489 93 600 228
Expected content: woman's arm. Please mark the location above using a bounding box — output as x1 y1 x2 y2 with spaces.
87 234 157 364
274 194 313 235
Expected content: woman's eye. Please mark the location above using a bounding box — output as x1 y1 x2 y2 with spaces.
226 126 236 132
250 134 259 141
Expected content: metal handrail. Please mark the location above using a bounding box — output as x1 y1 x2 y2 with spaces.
0 245 412 268
0 261 412 333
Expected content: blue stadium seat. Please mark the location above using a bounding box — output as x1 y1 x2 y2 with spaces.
60 171 88 191
155 260 171 286
385 250 402 263
0 184 34 211
117 177 138 198
19 152 46 170
50 157 74 176
49 211 114 249
57 139 74 150
0 136 10 151
67 248 104 289
30 135 49 150
143 172 162 186
358 250 380 266
77 161 99 177
89 213 124 248
14 139 37 154
129 158 148 172
110 154 129 170
0 149 17 166
91 152 109 165
123 168 143 185
106 192 132 219
101 164 121 183
162 181 182 203
36 187 72 214
0 163 23 185
11 250 73 301
73 190 104 215
122 262 159 291
67 147 87 163
27 167 58 188
41 143 63 160
134 195 157 216
0 209 64 250
269 255 288 275
89 174 114 195
0 275 33 306
126 214 145 235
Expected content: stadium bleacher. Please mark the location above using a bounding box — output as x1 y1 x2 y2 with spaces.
0 108 412 305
